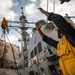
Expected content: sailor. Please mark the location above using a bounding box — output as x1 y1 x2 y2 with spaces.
35 7 75 75
1 17 9 34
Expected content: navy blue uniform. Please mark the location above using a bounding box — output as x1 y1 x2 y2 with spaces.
43 13 75 47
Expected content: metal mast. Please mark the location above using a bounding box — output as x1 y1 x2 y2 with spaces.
19 7 28 68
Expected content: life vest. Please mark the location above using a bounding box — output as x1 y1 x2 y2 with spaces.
1 19 8 29
57 35 75 75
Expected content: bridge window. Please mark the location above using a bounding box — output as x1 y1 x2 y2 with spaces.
37 42 42 53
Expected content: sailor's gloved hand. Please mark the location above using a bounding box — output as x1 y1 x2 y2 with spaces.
38 7 45 14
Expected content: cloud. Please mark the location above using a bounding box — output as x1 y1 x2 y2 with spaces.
7 34 18 43
39 0 75 16
0 0 18 21
23 0 75 23
6 34 20 47
55 0 75 16
13 0 18 7
39 0 55 11
30 0 38 3
40 0 48 10
24 3 38 17
21 0 24 2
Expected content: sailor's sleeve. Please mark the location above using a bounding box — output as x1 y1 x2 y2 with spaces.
47 12 75 47
42 35 58 48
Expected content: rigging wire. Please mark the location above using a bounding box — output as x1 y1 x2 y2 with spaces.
0 32 19 74
11 27 21 34
1 33 7 68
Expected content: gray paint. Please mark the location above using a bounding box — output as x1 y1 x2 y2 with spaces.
18 25 59 75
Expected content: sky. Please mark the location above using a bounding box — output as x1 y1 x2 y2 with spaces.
0 0 75 51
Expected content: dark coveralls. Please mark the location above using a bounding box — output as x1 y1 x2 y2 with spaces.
43 13 75 48
42 13 75 75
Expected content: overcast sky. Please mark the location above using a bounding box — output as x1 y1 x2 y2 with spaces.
0 0 75 51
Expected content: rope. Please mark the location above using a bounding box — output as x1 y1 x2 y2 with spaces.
1 33 7 68
1 32 4 39
0 32 19 74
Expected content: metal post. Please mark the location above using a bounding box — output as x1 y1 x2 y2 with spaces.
19 7 28 68
53 0 55 13
47 0 48 12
